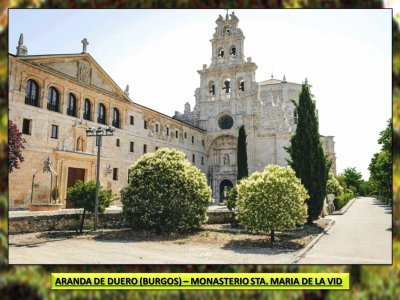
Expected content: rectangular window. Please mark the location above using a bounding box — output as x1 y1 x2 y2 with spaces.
184 132 187 139
192 136 194 143
130 141 134 153
155 124 159 132
192 154 195 163
130 115 134 125
116 138 120 147
202 140 205 146
143 144 147 154
201 157 204 165
113 168 118 181
155 146 159 151
51 124 58 139
166 127 169 136
175 130 179 138
22 119 31 135
128 169 131 183
144 120 147 129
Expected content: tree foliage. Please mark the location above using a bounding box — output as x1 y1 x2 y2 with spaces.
286 82 328 223
237 125 248 181
121 148 212 233
236 165 308 245
369 119 392 202
8 120 24 173
326 172 343 196
341 167 363 195
66 180 113 233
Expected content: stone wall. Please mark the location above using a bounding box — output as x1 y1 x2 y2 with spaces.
9 209 234 234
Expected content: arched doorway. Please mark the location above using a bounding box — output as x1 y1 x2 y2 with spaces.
219 179 233 203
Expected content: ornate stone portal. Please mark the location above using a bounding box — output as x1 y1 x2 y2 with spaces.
207 135 237 203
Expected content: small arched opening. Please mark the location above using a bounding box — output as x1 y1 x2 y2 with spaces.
219 179 233 203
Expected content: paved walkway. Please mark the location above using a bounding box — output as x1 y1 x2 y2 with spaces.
298 197 392 264
9 197 391 264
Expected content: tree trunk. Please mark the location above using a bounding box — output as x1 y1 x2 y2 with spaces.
80 208 86 234
270 229 275 247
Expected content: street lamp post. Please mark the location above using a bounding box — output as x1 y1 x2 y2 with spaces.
86 126 115 231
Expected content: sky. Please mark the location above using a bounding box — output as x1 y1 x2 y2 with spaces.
8 9 392 180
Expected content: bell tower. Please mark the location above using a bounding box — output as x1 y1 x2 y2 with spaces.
194 11 259 131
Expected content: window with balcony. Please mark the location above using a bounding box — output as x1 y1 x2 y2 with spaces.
47 87 59 112
25 79 39 107
67 93 77 117
97 103 106 124
112 108 120 128
83 99 91 120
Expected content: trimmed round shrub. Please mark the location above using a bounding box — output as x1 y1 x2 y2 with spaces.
236 165 308 244
121 148 212 233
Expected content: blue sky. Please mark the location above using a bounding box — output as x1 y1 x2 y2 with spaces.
9 9 392 179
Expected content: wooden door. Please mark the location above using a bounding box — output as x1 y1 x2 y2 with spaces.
66 168 86 208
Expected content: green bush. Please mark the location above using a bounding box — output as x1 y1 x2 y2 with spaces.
236 165 308 245
67 180 113 233
326 172 343 196
333 191 354 210
225 185 238 211
121 148 212 233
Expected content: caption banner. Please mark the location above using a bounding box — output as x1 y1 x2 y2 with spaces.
51 273 350 290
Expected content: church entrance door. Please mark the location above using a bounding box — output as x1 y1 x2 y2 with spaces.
66 167 85 208
219 180 233 203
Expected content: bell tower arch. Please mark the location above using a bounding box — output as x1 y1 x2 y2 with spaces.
194 11 259 132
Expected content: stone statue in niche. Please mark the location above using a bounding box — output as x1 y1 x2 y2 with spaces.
76 136 84 152
223 154 230 165
79 61 91 84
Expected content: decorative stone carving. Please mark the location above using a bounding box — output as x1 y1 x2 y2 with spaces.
76 136 84 152
78 61 91 84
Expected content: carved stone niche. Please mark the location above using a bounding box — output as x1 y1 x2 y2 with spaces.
78 61 91 85
72 126 87 152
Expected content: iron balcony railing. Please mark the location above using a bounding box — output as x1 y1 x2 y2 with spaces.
25 96 39 107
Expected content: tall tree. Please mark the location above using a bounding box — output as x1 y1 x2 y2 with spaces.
341 167 363 194
237 125 248 181
8 120 24 173
286 81 328 223
369 119 392 201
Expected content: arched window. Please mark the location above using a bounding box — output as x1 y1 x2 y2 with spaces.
97 103 106 124
25 79 39 107
47 87 59 112
239 79 244 92
223 25 230 35
218 48 225 58
67 93 77 117
230 46 236 57
112 107 120 128
83 99 91 120
294 108 298 124
209 81 215 96
223 79 231 93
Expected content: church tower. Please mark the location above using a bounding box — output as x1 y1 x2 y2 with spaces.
193 11 260 202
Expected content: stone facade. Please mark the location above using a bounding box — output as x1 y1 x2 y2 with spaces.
9 13 335 209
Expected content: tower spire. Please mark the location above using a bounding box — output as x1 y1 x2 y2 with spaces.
16 33 28 56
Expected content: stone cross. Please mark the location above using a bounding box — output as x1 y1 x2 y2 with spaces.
81 38 89 53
